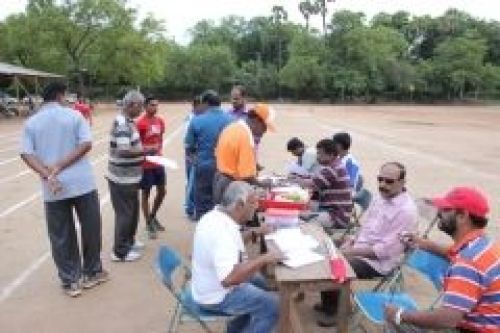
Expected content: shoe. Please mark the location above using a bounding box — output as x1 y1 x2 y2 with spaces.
63 282 82 297
317 316 337 328
132 240 145 251
313 303 328 314
82 270 110 289
152 217 165 231
146 222 157 239
111 250 142 262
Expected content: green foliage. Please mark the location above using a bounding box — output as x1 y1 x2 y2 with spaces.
1 2 500 101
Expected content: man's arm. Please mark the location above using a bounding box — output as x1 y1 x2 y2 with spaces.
20 154 50 179
406 236 450 258
47 142 92 176
385 305 464 329
222 249 284 287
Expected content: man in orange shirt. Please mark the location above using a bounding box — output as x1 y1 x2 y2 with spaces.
213 103 275 204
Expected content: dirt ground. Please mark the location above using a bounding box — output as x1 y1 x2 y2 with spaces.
0 103 498 333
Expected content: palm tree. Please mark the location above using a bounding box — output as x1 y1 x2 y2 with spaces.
298 0 318 30
315 0 335 37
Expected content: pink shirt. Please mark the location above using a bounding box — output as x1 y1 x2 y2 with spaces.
353 191 418 274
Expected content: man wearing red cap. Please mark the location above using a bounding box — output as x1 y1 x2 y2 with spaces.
385 186 500 333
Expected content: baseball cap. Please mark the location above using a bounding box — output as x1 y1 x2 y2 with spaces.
249 103 276 132
431 186 489 218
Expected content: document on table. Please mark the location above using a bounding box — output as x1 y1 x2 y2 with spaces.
145 156 179 169
266 227 325 268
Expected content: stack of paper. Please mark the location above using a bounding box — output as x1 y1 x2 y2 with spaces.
266 228 324 268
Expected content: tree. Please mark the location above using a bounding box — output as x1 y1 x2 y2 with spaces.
298 0 318 30
314 0 335 38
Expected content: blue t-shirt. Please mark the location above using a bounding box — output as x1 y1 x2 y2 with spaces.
184 107 233 167
20 102 96 202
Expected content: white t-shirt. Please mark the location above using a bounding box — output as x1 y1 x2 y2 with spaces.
191 208 244 305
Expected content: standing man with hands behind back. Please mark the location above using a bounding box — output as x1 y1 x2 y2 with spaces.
20 81 107 297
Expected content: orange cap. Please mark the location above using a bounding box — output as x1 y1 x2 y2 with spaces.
251 103 276 132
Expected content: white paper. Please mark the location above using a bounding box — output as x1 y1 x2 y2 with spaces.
266 227 324 268
145 156 179 169
282 250 325 268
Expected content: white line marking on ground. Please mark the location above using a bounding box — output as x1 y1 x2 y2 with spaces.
0 193 111 303
0 120 185 302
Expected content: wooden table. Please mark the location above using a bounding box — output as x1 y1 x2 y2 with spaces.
267 223 356 333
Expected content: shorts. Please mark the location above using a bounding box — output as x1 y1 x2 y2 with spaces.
140 167 166 190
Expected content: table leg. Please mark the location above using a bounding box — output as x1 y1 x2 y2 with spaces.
277 286 292 333
337 282 351 333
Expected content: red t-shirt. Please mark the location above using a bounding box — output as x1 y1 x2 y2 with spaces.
73 101 92 122
136 114 166 169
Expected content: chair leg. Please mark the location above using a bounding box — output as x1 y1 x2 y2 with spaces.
168 303 181 333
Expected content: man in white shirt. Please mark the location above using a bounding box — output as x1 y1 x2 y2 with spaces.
191 181 284 333
286 137 319 177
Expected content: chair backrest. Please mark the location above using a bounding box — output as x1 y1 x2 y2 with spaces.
155 245 185 290
407 249 450 290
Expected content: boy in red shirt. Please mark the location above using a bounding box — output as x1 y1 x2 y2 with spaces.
136 96 166 239
73 93 93 125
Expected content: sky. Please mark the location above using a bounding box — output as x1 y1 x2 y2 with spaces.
2 0 500 44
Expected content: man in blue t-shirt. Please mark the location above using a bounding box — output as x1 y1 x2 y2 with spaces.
20 82 107 297
185 90 233 220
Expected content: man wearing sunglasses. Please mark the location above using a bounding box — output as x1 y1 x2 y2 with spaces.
385 187 500 332
315 162 418 327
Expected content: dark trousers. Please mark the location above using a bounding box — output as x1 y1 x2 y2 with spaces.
44 190 102 285
108 180 139 258
212 171 234 205
194 163 216 219
321 257 383 314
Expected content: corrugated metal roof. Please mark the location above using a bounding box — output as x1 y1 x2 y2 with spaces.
0 62 63 78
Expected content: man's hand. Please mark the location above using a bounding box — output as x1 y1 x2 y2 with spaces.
47 176 63 195
47 164 62 177
256 224 275 236
401 233 426 250
384 304 399 325
264 248 287 264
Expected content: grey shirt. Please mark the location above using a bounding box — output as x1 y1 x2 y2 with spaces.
20 102 96 202
107 113 143 184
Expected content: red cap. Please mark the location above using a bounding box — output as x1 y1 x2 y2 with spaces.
431 186 489 218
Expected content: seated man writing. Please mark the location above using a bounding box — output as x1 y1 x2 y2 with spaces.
293 138 352 229
385 186 500 333
191 181 284 333
286 137 319 177
316 162 418 327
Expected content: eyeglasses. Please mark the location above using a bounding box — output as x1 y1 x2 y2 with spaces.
377 176 398 184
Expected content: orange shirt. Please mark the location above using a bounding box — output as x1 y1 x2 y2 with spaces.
215 120 256 180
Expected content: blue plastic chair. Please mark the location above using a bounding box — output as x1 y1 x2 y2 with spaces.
353 250 450 330
155 245 233 333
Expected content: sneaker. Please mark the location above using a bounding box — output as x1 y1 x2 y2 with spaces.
63 282 82 297
146 222 157 239
111 250 142 262
132 240 145 251
152 217 165 231
82 270 110 289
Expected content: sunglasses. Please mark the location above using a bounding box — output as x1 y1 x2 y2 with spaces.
377 176 399 184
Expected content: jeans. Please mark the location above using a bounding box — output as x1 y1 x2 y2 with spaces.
184 160 195 216
200 275 279 333
194 163 216 219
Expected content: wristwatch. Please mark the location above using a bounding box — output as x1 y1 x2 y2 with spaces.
395 307 405 325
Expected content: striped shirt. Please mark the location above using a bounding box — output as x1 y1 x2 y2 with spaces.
442 230 500 332
312 158 353 227
107 113 143 184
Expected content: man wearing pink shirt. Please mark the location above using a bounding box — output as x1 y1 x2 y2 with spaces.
315 162 418 327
